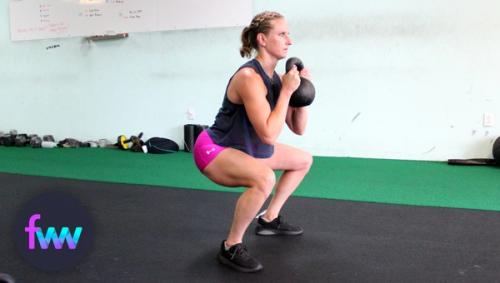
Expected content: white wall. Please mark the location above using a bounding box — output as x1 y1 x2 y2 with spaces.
2 0 500 160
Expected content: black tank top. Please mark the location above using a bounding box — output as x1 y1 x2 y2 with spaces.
207 59 282 158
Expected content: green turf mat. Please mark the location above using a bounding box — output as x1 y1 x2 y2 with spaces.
299 157 500 211
0 147 499 211
0 147 220 191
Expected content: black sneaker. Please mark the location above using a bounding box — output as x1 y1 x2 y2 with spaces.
217 241 263 273
255 215 304 236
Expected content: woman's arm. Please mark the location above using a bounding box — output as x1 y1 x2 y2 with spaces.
286 106 308 135
231 67 300 145
285 68 312 135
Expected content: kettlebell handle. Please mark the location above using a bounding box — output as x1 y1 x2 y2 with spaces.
285 57 304 73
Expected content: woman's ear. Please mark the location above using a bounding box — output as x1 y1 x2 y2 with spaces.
256 32 267 47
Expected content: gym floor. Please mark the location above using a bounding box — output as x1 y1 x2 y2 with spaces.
1 148 500 282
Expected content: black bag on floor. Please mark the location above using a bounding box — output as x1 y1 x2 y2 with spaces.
448 137 500 166
145 137 179 154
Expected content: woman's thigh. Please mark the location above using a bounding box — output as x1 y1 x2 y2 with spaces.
259 143 313 171
203 148 275 189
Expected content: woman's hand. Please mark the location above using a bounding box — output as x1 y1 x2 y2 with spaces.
299 67 312 81
281 66 301 97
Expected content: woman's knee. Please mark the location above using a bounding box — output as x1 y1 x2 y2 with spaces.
303 151 313 171
252 168 275 198
293 150 313 172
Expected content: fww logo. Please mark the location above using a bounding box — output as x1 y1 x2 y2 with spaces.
24 214 83 250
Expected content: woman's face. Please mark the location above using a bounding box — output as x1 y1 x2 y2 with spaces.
259 18 292 59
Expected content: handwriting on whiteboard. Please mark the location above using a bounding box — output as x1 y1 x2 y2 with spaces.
78 8 103 18
10 0 251 41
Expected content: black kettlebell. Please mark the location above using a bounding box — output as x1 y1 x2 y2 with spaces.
285 57 315 107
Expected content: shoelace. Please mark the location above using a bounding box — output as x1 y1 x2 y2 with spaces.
230 244 250 261
261 215 283 229
275 216 296 231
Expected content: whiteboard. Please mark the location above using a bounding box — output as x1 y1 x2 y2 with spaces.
9 0 252 41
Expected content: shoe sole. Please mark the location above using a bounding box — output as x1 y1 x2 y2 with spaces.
255 227 304 236
217 254 263 273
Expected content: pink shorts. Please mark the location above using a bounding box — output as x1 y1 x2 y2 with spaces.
193 130 226 172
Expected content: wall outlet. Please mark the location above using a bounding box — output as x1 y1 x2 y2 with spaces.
483 113 494 127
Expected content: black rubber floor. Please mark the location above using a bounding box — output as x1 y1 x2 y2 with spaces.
1 172 500 282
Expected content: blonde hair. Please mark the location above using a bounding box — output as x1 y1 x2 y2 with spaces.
240 11 283 58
